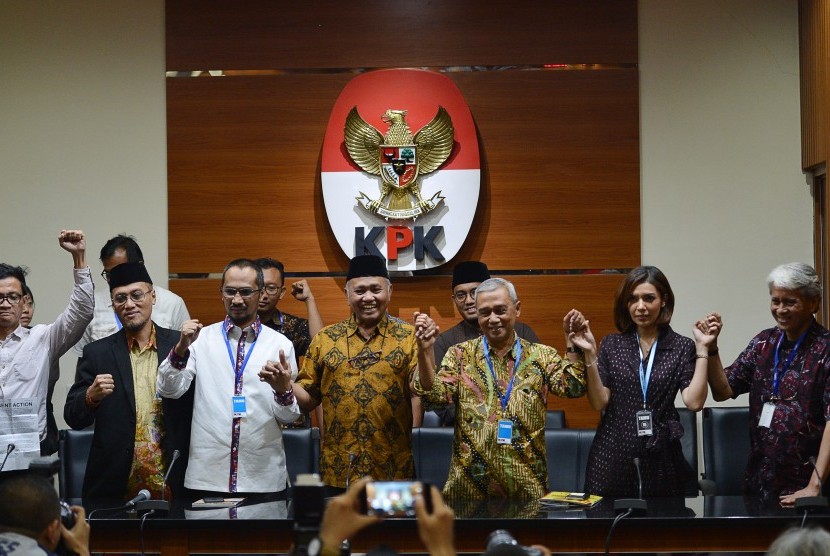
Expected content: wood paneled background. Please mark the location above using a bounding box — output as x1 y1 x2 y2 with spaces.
166 0 639 427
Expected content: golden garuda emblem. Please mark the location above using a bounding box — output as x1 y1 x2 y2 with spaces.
344 106 454 220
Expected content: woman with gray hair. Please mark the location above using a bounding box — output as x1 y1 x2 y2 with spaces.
696 262 830 505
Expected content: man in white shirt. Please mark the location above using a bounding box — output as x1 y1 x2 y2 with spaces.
157 258 300 498
73 234 189 359
0 230 94 449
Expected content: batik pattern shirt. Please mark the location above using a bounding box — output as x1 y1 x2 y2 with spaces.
125 326 167 499
413 334 586 499
264 310 312 428
297 314 417 487
725 320 830 500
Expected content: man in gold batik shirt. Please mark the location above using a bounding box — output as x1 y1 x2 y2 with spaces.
292 255 419 494
412 278 594 499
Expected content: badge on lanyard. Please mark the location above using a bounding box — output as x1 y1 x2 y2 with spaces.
759 402 775 428
636 409 653 436
635 334 657 437
232 395 247 418
497 419 513 445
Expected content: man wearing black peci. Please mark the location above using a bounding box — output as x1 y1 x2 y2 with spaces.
65 262 194 502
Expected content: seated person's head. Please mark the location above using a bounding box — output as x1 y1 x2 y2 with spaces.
0 474 62 551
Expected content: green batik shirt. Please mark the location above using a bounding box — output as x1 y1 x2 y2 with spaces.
413 333 586 499
297 314 416 487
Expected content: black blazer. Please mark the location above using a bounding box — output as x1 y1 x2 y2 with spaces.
65 324 194 501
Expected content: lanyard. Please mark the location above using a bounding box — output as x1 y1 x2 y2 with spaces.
636 334 657 407
482 336 522 413
771 329 808 397
224 331 257 387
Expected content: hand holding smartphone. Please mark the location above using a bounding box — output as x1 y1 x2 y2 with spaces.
359 480 433 517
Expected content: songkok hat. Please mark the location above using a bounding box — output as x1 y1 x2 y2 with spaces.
452 261 490 288
108 262 153 291
346 255 389 281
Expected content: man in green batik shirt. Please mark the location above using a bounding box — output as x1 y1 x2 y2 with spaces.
413 277 593 499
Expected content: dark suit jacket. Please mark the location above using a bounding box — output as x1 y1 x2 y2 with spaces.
64 323 194 501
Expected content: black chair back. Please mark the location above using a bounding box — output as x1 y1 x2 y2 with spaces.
412 427 454 489
701 406 750 495
677 407 699 495
58 429 93 499
282 427 321 487
545 410 566 429
546 428 595 492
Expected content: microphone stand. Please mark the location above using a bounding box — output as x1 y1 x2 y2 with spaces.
0 444 16 472
613 457 648 513
136 449 181 515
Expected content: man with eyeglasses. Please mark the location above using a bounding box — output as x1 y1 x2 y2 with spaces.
289 255 421 496
158 259 300 499
73 234 189 360
254 258 324 430
428 261 539 426
64 262 194 502
0 230 94 453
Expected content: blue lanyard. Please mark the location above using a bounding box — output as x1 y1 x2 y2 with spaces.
224 331 258 385
482 336 522 413
636 334 658 407
772 329 808 397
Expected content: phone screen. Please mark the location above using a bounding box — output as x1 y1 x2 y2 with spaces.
363 481 424 517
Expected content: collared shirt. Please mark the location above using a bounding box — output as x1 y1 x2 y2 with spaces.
125 325 167 498
74 285 189 357
413 333 586 499
0 268 94 439
725 319 830 499
157 317 300 493
297 314 417 487
433 319 540 369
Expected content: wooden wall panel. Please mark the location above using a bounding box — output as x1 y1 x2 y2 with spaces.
167 69 639 273
169 273 625 428
799 0 828 169
166 0 637 71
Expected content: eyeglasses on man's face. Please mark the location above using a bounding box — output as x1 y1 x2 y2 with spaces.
0 293 23 306
264 284 284 295
221 287 261 300
112 289 153 307
452 290 477 303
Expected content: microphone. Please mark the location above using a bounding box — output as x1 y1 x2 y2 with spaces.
136 450 182 514
0 444 15 472
125 489 151 508
795 456 828 512
613 457 648 513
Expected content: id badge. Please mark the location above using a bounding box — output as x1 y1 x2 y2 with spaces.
636 409 653 437
497 419 513 445
759 401 775 428
232 395 247 418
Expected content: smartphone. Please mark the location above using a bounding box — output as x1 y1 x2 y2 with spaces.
203 496 225 503
359 480 432 517
565 492 589 500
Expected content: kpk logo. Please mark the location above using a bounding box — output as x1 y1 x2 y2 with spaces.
321 69 480 271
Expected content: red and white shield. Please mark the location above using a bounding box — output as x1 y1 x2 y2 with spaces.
321 68 481 271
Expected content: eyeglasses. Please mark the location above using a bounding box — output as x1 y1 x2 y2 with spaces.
221 287 261 299
0 293 23 306
264 284 284 295
452 290 477 303
112 289 153 307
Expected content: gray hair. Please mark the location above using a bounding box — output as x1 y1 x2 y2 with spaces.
767 263 821 300
767 527 830 556
475 278 518 304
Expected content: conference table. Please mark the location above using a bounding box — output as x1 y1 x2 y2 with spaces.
85 494 830 554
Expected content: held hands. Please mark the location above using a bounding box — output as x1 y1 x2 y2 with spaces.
175 319 203 356
693 312 722 350
413 312 439 351
318 476 381 549
259 349 292 394
291 280 314 302
564 309 597 355
86 374 115 404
